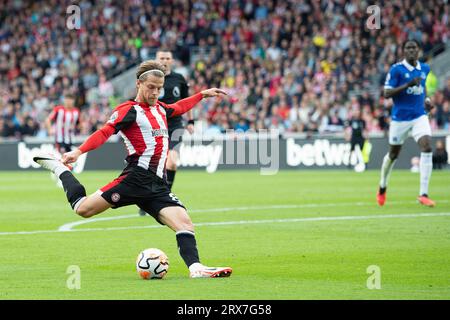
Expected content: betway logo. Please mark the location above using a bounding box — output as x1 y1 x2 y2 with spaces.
177 143 223 173
286 138 364 167
18 142 87 173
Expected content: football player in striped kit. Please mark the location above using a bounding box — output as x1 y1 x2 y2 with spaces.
45 93 80 187
45 93 80 154
33 60 232 278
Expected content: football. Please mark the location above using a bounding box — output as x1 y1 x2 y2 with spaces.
136 248 169 279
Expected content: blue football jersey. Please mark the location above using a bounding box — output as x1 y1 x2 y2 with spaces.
384 59 430 121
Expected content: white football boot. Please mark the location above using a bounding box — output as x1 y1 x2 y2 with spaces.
33 155 72 178
189 263 232 278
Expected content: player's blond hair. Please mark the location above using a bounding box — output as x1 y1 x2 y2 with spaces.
136 60 166 80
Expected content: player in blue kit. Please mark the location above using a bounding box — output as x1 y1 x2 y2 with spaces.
377 39 436 207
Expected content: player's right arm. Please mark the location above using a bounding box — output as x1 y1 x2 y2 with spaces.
62 104 136 164
384 65 421 99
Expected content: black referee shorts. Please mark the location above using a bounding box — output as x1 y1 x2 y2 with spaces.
350 138 365 151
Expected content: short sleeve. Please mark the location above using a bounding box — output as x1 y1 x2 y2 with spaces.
106 105 136 133
384 66 399 89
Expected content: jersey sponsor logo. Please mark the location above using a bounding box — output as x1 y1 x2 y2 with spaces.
151 128 168 137
406 85 424 95
172 86 180 97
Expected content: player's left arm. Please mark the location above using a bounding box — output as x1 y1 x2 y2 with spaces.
62 125 115 164
425 94 434 113
164 88 228 118
423 65 435 114
62 105 135 164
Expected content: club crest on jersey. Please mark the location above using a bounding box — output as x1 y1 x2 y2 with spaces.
405 73 410 78
111 193 121 202
173 86 180 97
421 72 426 79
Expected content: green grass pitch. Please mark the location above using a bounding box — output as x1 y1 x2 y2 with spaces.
0 169 449 300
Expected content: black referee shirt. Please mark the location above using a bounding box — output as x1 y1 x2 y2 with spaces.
158 71 189 128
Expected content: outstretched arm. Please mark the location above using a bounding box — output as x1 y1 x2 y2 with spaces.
62 104 136 164
166 88 227 118
62 125 115 164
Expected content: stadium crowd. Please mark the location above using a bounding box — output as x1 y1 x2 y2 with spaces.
0 0 449 140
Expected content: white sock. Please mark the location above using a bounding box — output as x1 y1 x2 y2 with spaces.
73 196 86 212
188 262 205 273
380 153 396 188
419 152 433 196
54 165 70 179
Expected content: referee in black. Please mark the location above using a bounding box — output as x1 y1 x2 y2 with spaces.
139 49 193 216
345 107 367 169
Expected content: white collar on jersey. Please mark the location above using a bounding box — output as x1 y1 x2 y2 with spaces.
401 59 421 71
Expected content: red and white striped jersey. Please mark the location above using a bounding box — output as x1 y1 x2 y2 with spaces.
49 106 80 144
78 93 203 180
106 100 174 178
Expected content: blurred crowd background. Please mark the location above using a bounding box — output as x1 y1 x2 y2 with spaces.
1 0 449 140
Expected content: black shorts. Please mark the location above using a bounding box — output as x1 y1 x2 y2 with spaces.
55 142 73 154
99 165 185 224
168 119 184 150
350 138 365 151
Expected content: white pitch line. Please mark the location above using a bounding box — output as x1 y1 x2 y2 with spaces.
0 212 449 236
57 200 450 232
